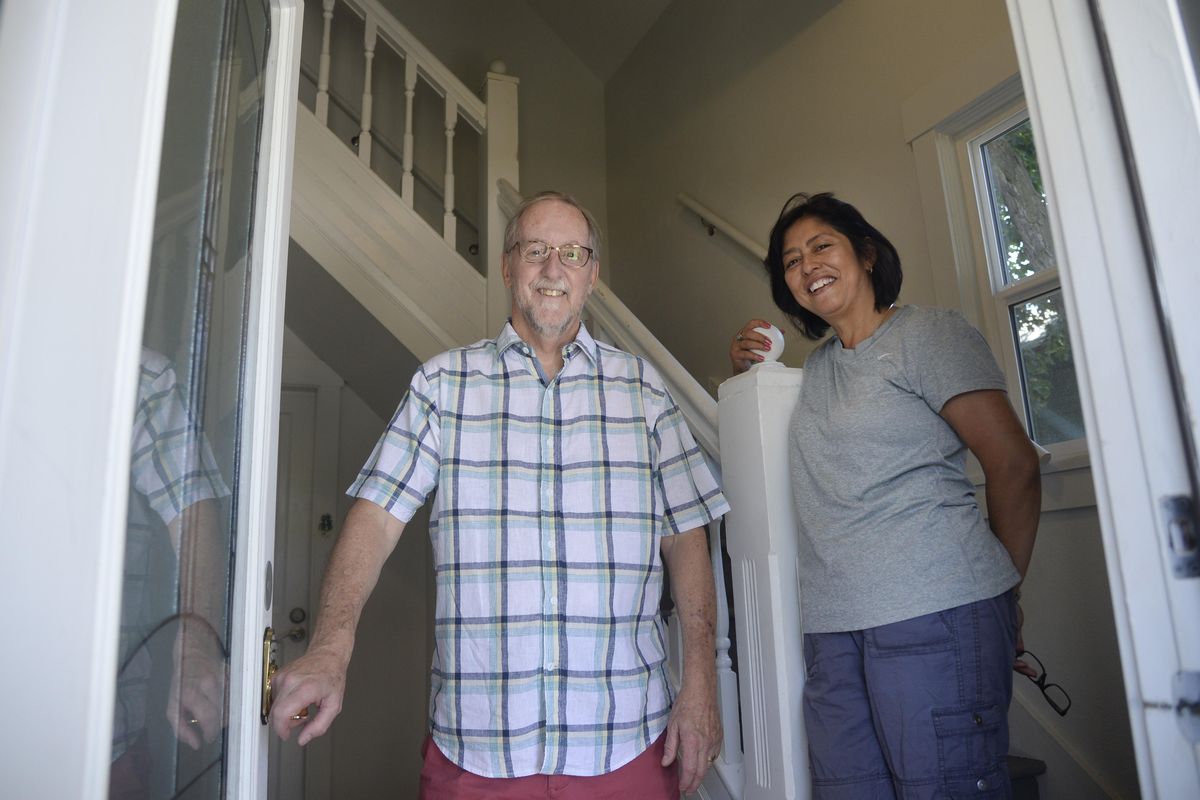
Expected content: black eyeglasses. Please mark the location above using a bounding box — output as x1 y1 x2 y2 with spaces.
508 240 594 269
1017 650 1071 717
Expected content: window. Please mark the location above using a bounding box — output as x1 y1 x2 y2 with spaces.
964 110 1087 449
908 66 1091 473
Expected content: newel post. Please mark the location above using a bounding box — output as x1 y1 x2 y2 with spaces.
718 365 810 799
482 61 519 334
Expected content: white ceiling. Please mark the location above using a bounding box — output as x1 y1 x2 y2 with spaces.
523 0 673 83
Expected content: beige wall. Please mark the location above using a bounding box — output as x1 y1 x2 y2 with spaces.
605 0 1138 796
606 0 1012 387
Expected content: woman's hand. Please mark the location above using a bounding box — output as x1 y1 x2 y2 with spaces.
730 319 776 374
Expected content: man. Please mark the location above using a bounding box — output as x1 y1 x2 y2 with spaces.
270 191 730 797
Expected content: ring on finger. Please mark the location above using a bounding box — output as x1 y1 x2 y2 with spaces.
735 333 744 341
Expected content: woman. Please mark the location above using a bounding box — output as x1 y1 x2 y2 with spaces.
731 192 1040 799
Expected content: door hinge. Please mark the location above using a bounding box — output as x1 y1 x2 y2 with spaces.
1162 494 1198 578
1144 671 1200 743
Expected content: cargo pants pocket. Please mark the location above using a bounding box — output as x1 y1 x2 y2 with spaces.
932 704 1008 798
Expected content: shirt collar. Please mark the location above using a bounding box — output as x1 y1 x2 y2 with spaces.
495 320 600 367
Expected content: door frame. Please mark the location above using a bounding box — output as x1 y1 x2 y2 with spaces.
273 364 345 800
1005 0 1200 795
227 0 303 796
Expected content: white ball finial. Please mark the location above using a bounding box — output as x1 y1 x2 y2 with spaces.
489 60 508 75
752 324 785 365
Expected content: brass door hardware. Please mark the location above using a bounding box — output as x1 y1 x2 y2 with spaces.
260 626 277 724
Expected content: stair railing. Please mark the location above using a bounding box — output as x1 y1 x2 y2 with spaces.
313 0 484 242
300 0 518 334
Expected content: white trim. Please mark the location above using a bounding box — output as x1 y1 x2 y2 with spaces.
0 1 179 797
1094 0 1200 479
1006 0 1200 794
910 78 1024 337
227 1 303 796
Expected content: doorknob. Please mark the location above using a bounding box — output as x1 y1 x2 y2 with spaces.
261 626 277 724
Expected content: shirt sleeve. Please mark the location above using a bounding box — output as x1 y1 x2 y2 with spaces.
130 359 230 525
910 308 1009 412
347 364 442 522
651 383 731 536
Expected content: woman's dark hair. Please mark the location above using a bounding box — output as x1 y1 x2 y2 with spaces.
763 192 902 339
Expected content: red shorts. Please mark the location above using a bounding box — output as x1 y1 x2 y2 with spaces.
418 732 680 799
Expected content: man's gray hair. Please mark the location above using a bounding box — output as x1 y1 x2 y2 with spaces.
503 190 602 265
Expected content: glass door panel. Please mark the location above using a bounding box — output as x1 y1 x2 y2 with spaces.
111 1 270 797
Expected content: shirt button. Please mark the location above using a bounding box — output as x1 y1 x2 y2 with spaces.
976 778 989 791
550 596 557 605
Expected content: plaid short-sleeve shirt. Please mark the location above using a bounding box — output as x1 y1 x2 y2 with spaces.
349 322 729 778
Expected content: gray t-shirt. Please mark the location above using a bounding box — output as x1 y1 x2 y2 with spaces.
789 305 1020 632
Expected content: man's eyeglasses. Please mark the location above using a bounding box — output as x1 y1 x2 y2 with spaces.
509 240 594 269
1017 650 1071 717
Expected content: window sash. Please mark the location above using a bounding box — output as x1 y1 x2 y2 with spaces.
954 106 1089 462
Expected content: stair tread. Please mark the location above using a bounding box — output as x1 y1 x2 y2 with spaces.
1007 754 1047 779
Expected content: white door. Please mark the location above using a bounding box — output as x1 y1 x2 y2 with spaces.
1005 0 1200 795
0 0 300 797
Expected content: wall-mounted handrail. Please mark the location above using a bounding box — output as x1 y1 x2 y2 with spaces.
678 193 767 262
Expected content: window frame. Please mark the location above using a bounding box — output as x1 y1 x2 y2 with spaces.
958 105 1088 467
910 76 1090 475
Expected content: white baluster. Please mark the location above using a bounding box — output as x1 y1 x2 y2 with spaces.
400 58 417 207
358 16 377 166
710 517 743 773
442 96 458 248
484 63 520 333
315 0 335 125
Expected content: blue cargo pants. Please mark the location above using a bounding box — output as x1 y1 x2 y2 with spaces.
802 591 1017 799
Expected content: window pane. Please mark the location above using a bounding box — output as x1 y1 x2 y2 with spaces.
113 0 269 796
1011 290 1086 445
982 119 1056 286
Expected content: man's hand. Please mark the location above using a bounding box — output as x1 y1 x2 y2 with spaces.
269 500 407 745
167 633 228 750
661 679 722 794
269 646 349 746
659 527 722 794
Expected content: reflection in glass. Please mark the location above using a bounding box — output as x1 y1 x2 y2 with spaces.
1010 290 1086 445
981 119 1056 287
111 1 269 797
